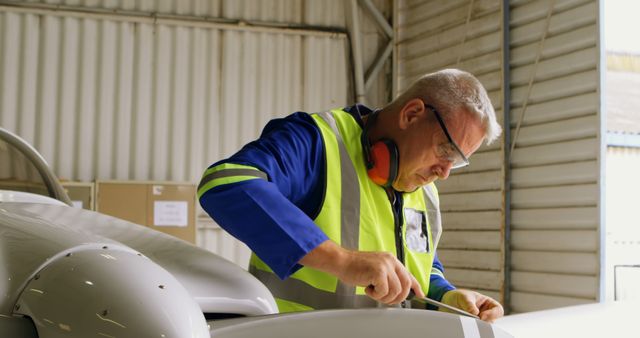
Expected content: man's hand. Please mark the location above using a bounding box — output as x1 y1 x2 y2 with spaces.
300 240 425 305
441 289 504 323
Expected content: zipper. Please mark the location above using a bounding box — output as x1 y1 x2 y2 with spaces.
386 188 405 265
387 188 408 308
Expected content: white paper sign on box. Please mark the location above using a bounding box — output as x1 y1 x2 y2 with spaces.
154 201 188 227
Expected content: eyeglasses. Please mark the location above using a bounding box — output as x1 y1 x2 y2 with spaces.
424 103 470 169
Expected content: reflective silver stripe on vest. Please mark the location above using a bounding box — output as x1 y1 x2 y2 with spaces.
250 266 377 309
198 168 268 191
423 184 442 252
316 111 361 299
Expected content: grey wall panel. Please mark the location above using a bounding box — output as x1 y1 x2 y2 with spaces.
511 207 598 230
509 0 590 25
439 231 502 250
442 211 502 230
401 50 503 84
399 13 501 77
438 249 502 270
511 271 598 298
510 92 597 126
510 71 597 107
397 0 505 300
508 0 601 312
436 172 503 193
511 24 596 67
510 292 591 313
398 30 502 89
510 1 595 47
510 230 597 252
439 191 502 212
511 139 598 167
511 161 598 188
512 251 598 275
511 184 598 209
513 115 598 147
511 47 597 86
398 0 499 42
446 268 503 291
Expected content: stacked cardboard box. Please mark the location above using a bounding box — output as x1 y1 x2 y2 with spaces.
96 181 196 243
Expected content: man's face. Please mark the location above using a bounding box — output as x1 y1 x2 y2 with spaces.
392 101 485 192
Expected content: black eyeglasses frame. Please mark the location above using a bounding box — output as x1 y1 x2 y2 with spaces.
424 103 470 169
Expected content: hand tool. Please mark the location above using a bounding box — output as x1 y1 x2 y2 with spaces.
408 290 480 319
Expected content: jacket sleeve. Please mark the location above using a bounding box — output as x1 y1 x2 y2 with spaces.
427 252 456 302
198 112 328 280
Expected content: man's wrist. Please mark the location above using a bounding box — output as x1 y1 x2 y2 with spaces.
299 240 349 276
441 290 456 306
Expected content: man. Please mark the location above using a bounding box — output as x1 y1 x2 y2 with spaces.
199 69 504 322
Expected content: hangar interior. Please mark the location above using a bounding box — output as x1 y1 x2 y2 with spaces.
0 0 614 317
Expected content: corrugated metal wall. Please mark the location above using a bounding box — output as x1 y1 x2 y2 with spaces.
0 0 392 267
0 5 349 183
508 0 602 312
396 0 505 303
397 0 604 313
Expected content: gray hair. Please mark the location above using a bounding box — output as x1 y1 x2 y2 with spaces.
389 69 502 145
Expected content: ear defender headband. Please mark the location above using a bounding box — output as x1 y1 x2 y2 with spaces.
360 110 399 188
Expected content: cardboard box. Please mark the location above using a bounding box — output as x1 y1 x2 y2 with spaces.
96 181 196 243
61 181 95 210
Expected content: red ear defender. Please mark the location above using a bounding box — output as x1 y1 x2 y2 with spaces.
366 139 399 188
360 109 399 188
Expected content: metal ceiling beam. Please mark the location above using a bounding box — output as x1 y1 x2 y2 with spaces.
345 0 394 104
360 0 393 39
360 0 394 93
346 0 367 104
365 40 393 91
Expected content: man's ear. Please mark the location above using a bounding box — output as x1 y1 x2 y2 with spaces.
398 98 426 130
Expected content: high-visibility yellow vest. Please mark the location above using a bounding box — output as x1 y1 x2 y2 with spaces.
249 109 443 313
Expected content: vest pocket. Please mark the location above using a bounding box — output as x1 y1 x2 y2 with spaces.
404 208 429 253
